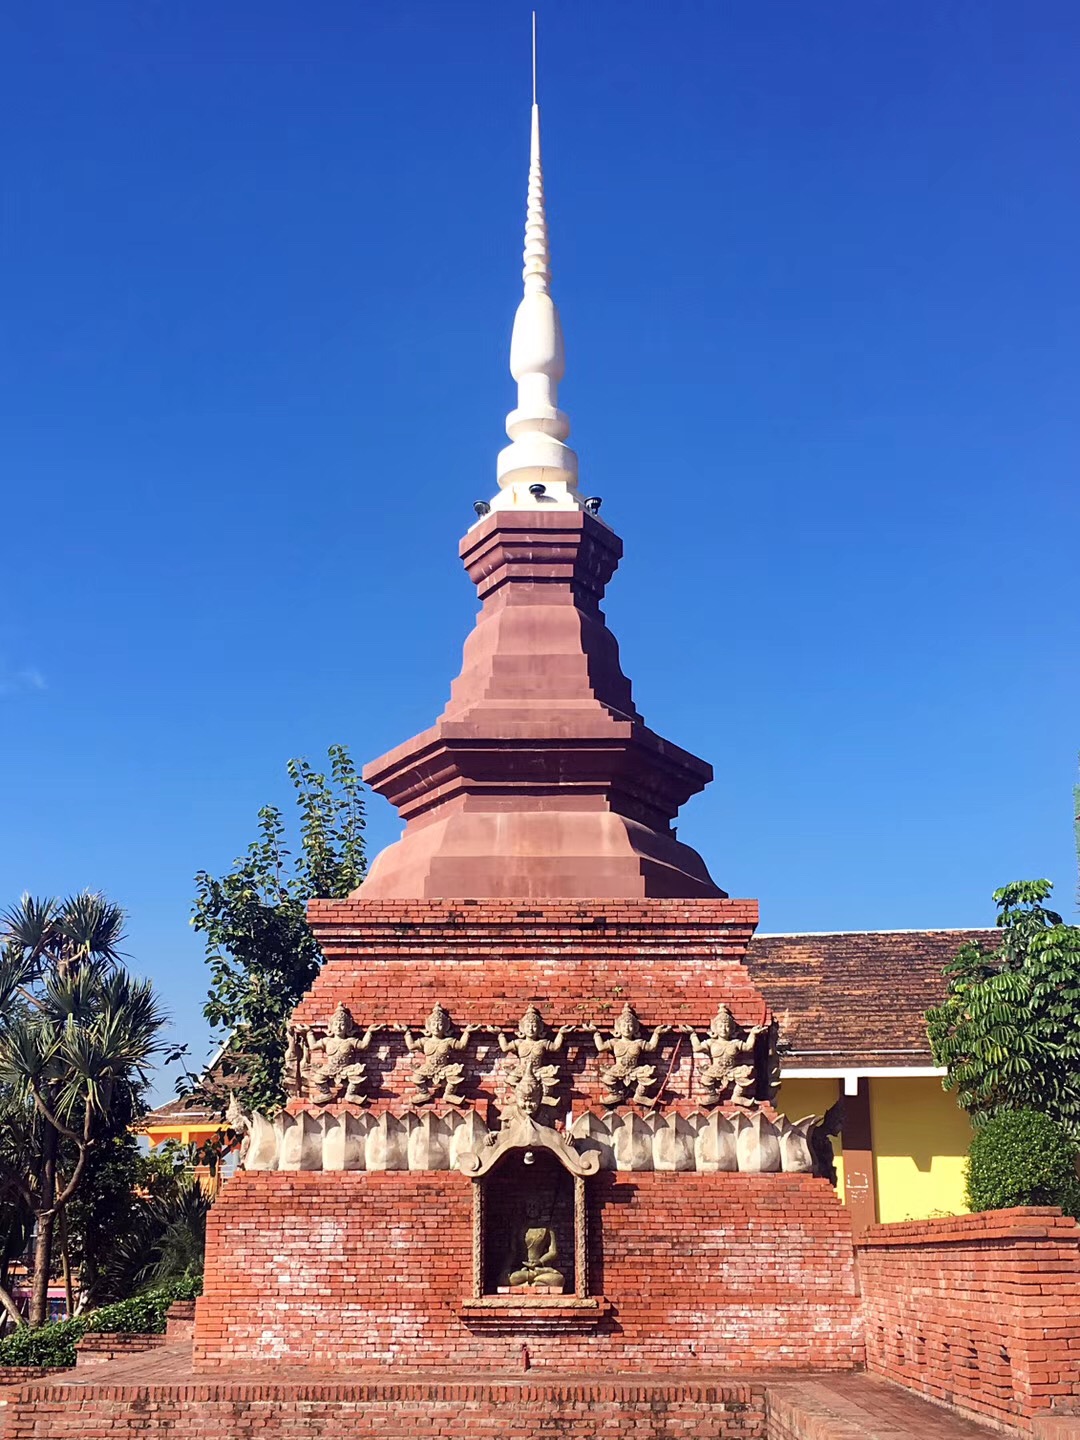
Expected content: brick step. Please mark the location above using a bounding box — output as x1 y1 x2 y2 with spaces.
768 1375 1015 1439
3 1349 1023 1439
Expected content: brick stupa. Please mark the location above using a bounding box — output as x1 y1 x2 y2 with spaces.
191 92 858 1377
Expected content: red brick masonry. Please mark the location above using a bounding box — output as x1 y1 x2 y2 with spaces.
857 1207 1080 1432
299 898 771 1111
3 1363 1018 1439
8 1373 770 1439
194 1170 859 1371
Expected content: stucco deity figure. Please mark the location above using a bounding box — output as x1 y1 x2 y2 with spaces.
505 1196 565 1290
293 1003 378 1105
689 1005 765 1107
497 1006 572 1118
590 1002 671 1107
225 1092 252 1165
398 1003 479 1106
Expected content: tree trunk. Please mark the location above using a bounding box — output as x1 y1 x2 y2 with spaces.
0 1281 25 1329
59 1207 74 1319
28 1120 58 1328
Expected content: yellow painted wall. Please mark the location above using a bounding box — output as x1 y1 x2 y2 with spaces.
776 1075 973 1223
869 1076 972 1222
775 1077 846 1204
144 1123 223 1149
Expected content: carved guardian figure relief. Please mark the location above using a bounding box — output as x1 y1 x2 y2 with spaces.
497 1005 571 1119
589 1002 671 1108
278 996 784 1119
689 1004 766 1108
287 1003 378 1105
398 1003 480 1106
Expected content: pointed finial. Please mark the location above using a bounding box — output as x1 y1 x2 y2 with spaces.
483 14 583 517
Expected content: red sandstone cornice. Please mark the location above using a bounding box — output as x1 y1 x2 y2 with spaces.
460 509 622 604
357 511 722 900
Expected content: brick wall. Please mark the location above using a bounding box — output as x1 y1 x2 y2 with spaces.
4 1378 769 1439
857 1208 1080 1431
73 1335 166 1368
195 1169 859 1371
1 1368 61 1440
297 898 771 1112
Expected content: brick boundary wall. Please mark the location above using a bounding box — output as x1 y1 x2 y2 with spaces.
194 1169 860 1371
856 1208 1080 1432
0 1369 62 1440
3 1378 769 1439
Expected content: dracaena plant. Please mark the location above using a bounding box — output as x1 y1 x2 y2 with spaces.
0 894 166 1328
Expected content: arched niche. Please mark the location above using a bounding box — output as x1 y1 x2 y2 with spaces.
480 1147 579 1296
458 1116 600 1305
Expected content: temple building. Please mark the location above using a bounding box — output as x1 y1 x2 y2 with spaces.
177 88 864 1376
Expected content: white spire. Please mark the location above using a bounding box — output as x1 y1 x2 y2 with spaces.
489 17 581 514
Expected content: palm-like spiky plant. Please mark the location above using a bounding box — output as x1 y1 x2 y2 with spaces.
0 894 166 1327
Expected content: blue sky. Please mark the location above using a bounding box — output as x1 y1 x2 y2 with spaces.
2 1 1077 1095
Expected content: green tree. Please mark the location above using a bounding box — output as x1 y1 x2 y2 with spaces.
0 894 166 1327
965 1108 1080 1216
191 746 367 1115
71 1145 210 1307
927 880 1080 1136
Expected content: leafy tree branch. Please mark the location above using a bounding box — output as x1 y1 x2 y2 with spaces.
190 745 367 1115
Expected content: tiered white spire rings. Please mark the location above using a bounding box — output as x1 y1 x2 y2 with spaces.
490 20 582 515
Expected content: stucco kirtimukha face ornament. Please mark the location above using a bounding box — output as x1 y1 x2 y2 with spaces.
399 1003 479 1107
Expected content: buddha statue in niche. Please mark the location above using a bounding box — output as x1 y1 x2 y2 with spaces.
505 1193 565 1291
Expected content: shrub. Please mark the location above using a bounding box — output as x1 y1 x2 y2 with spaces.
0 1275 202 1370
965 1108 1080 1216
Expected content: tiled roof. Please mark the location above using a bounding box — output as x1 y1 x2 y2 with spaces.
138 1094 223 1130
746 928 996 1070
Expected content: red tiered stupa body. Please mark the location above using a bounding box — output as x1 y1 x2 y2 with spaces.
359 509 723 901
191 502 858 1375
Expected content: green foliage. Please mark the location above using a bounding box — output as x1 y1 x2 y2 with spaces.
70 1147 210 1308
0 1277 202 1370
0 892 167 1325
927 881 1080 1137
965 1108 1080 1216
191 746 367 1114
